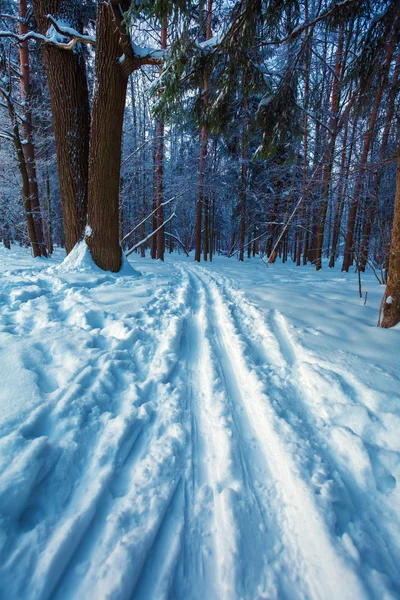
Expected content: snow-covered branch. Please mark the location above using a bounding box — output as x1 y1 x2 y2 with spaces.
126 212 177 256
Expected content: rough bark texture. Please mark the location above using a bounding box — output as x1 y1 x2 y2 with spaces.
19 0 47 256
32 0 90 254
382 145 400 328
86 1 126 272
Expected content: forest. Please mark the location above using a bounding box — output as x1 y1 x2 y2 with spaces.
1 1 400 599
0 0 399 325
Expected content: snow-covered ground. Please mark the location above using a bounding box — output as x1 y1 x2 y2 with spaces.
0 244 399 600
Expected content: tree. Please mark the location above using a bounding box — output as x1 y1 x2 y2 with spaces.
85 0 162 271
31 0 92 254
18 0 47 256
381 146 400 327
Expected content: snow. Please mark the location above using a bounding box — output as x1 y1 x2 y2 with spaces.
0 244 399 599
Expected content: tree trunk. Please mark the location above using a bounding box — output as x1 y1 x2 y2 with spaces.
86 0 128 271
32 0 90 254
239 94 248 262
296 0 310 266
342 30 397 271
359 55 400 272
153 21 167 261
195 0 213 262
1 82 40 256
19 0 47 256
315 24 344 270
381 145 400 327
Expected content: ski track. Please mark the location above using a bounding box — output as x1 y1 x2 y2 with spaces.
0 259 398 599
195 265 400 597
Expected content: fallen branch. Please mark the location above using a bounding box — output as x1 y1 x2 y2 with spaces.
121 197 175 244
126 212 176 256
165 231 189 256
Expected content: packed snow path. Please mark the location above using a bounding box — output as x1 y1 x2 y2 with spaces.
0 247 400 599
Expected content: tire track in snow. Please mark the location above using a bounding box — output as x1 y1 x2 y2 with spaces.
189 265 367 600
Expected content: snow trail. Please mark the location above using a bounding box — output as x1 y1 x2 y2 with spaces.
1 250 399 599
195 265 400 597
188 266 367 600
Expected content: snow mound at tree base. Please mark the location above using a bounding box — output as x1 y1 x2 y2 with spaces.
55 240 140 277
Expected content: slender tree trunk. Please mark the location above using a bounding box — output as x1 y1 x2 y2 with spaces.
239 94 248 262
44 136 54 254
153 21 167 261
2 223 11 249
360 55 400 272
1 83 40 256
315 25 344 270
32 0 90 254
297 0 310 266
195 0 213 262
19 0 47 256
329 108 352 267
342 30 397 271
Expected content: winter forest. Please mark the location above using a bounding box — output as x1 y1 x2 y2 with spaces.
0 0 400 598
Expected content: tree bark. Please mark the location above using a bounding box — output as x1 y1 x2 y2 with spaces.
381 144 400 327
32 0 90 254
86 0 127 271
19 0 47 257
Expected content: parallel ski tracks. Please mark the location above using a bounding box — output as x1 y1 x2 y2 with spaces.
2 260 389 599
196 265 400 594
184 264 367 600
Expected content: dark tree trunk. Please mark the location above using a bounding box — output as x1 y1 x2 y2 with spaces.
1 82 40 256
382 145 400 327
195 0 213 262
32 0 90 254
19 0 47 256
86 0 127 271
239 94 248 262
153 22 167 261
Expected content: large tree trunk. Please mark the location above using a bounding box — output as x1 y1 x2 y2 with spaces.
32 0 90 254
86 1 128 271
381 145 400 328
